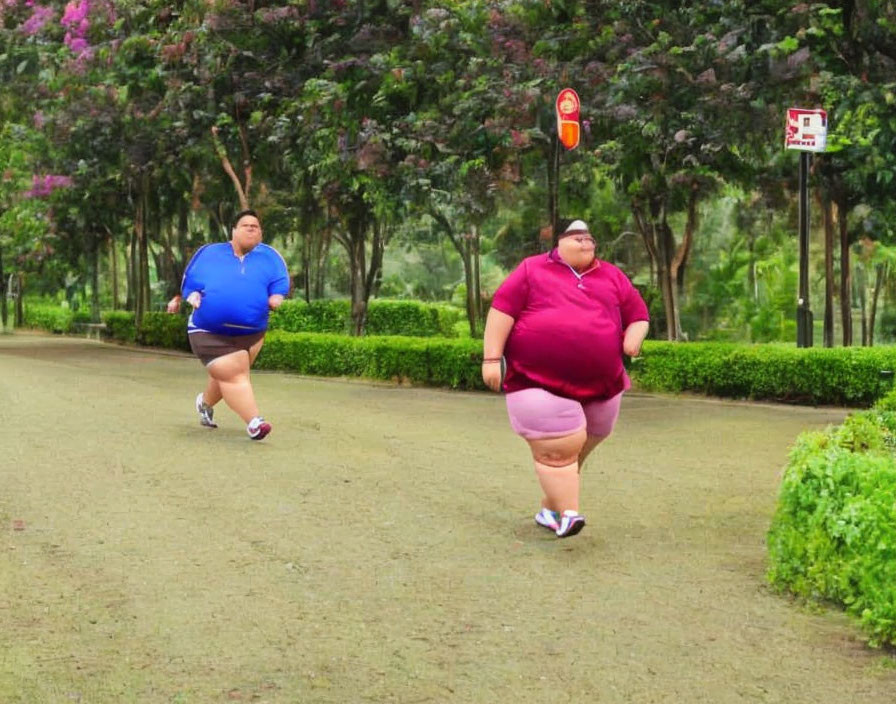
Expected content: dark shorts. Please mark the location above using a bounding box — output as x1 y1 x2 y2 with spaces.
189 331 265 366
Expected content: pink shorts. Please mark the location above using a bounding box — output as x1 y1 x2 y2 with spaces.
505 388 623 440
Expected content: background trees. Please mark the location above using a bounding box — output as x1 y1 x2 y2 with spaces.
0 0 893 344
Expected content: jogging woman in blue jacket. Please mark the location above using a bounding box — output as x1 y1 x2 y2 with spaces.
167 209 289 440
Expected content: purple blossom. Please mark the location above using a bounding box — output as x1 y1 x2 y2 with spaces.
61 0 89 27
25 174 73 198
61 0 91 57
33 110 44 128
65 34 89 54
20 5 54 35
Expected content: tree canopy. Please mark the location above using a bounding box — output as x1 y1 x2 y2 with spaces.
1 1 894 341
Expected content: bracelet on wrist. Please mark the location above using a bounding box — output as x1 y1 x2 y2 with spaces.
482 357 502 363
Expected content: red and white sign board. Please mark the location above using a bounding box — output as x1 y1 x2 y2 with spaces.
556 88 580 150
785 108 827 152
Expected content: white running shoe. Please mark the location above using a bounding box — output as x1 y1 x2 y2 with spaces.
247 416 271 440
555 510 586 538
535 508 561 531
196 393 217 428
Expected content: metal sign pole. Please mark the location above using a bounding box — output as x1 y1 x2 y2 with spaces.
797 151 813 347
786 107 825 348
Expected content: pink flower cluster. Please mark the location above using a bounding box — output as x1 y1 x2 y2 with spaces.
21 4 54 35
25 174 73 198
61 0 91 56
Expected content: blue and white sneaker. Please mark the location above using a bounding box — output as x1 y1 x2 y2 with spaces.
555 510 586 538
195 393 217 428
535 508 561 531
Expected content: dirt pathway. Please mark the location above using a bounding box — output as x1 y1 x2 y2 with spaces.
1 333 894 703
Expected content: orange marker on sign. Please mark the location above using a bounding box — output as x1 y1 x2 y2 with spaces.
556 88 581 150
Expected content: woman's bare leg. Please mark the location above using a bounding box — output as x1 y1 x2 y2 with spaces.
578 434 608 471
206 350 258 423
203 336 265 411
527 429 587 514
202 377 222 407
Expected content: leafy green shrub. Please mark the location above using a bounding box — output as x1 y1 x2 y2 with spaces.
269 299 462 337
767 409 896 647
365 300 460 337
136 312 190 351
255 330 484 389
631 341 896 406
23 302 75 333
269 300 350 334
102 311 137 342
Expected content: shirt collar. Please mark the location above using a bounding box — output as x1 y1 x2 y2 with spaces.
547 248 600 276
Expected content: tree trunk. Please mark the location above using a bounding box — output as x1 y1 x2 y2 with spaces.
822 197 835 347
211 125 251 210
364 221 386 305
90 234 101 323
837 198 852 346
472 224 483 327
135 176 151 325
869 263 885 347
336 206 370 336
109 233 119 310
349 235 367 336
315 232 330 300
655 218 680 341
462 241 476 337
14 273 24 326
430 209 480 336
0 246 6 329
672 184 698 295
857 263 867 346
126 226 137 311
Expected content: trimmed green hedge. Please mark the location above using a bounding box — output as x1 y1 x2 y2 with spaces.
26 300 896 407
268 299 350 334
254 330 484 390
102 311 137 342
136 312 191 351
23 303 90 333
100 311 190 351
767 390 896 647
268 299 462 337
632 341 896 406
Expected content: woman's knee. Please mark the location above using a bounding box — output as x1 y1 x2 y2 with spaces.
529 430 587 466
207 350 250 381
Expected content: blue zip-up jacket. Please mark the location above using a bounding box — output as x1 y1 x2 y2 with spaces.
181 242 290 335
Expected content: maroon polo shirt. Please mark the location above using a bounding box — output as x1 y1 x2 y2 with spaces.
490 249 649 402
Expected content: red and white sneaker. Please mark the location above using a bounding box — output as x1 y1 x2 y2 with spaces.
247 417 271 441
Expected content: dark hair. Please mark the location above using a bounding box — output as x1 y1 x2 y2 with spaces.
552 218 575 247
231 209 260 230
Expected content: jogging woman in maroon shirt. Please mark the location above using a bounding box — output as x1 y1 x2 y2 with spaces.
482 219 649 538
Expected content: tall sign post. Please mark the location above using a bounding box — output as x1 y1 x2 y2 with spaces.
556 88 581 150
785 108 827 348
550 88 581 237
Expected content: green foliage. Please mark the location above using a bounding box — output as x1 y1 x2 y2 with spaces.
269 299 462 337
269 300 352 335
631 341 896 406
102 311 136 343
134 312 190 352
767 409 896 647
255 331 484 390
22 301 77 333
365 300 461 337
